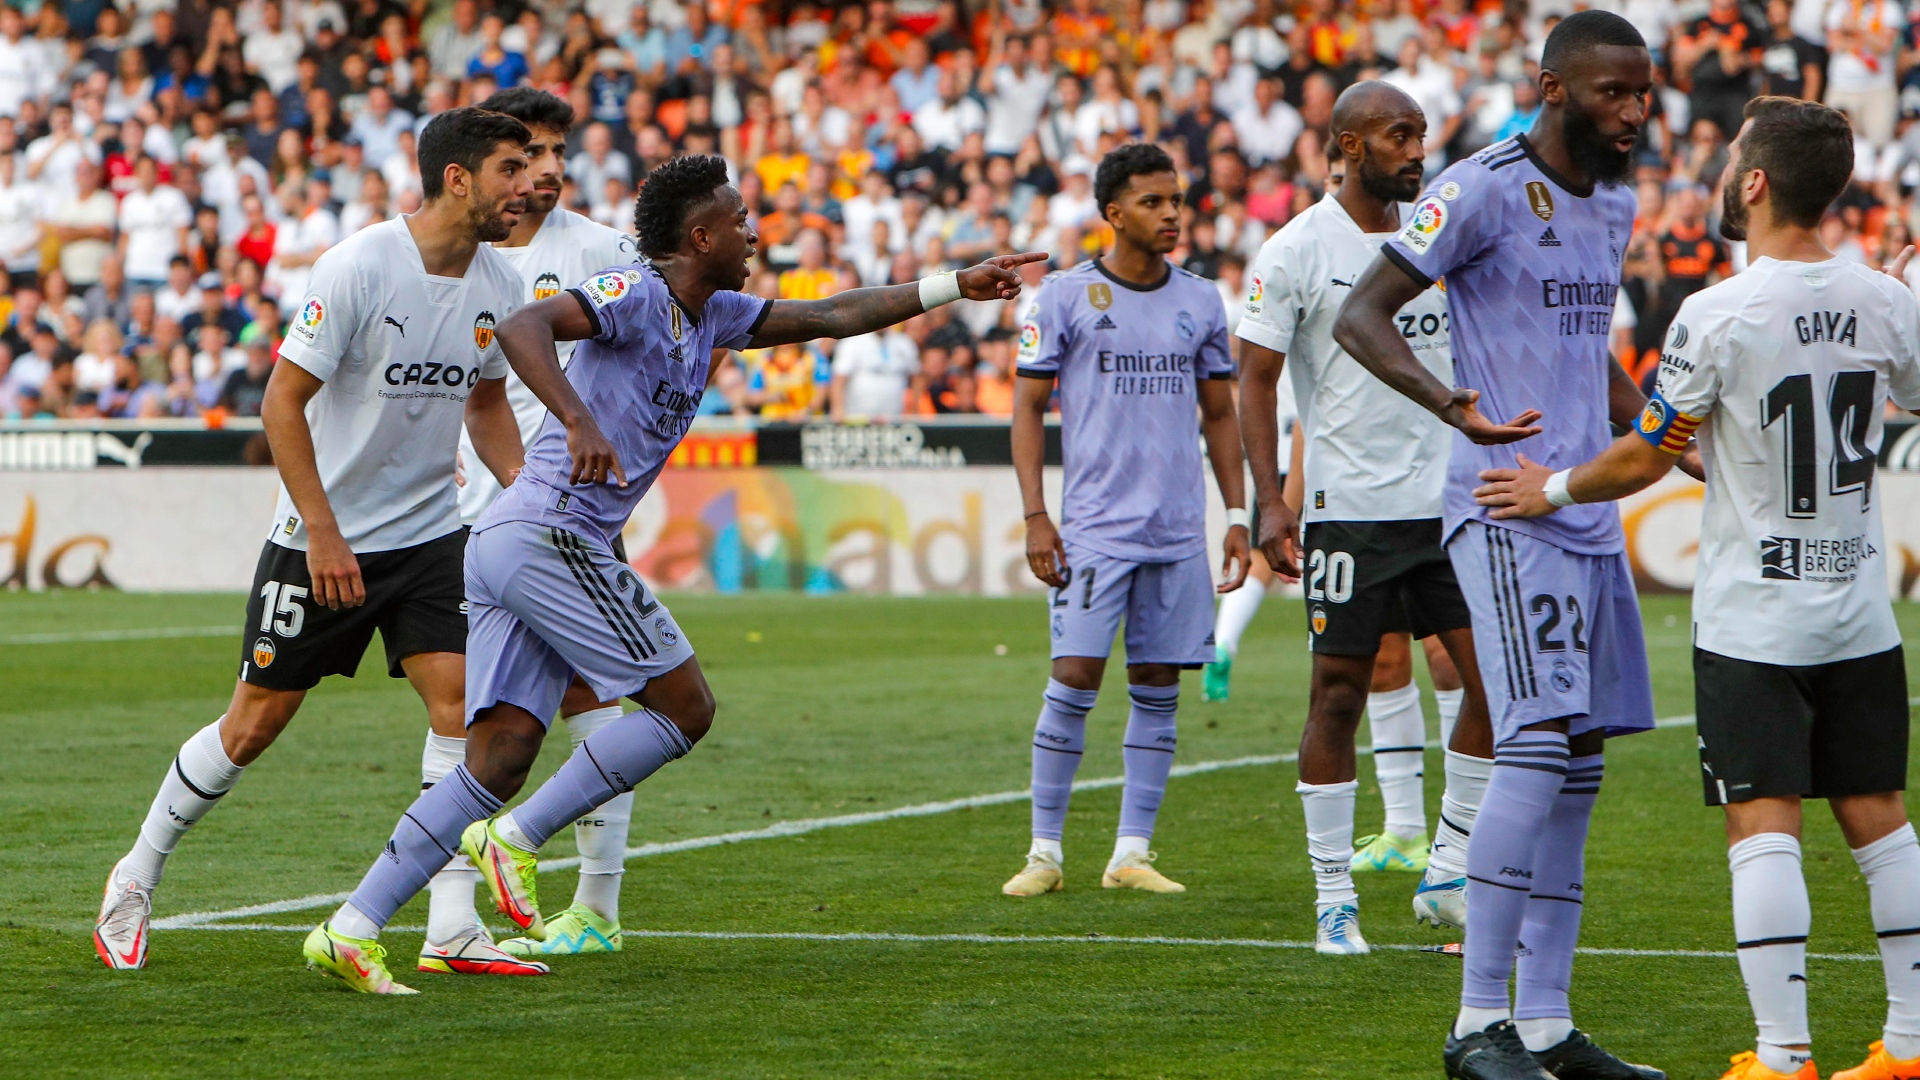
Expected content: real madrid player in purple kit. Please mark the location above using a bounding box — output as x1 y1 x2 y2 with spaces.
1000 143 1251 898
1335 13 1683 1080
300 155 1043 993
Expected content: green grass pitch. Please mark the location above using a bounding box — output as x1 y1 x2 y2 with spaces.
2 589 1916 1078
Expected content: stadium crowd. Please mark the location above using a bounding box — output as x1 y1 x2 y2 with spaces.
0 0 1912 423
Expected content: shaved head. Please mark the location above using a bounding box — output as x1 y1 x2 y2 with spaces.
1329 80 1428 205
1330 81 1422 147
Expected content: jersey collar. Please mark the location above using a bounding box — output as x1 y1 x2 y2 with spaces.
1319 191 1406 238
1092 254 1171 292
1516 134 1595 199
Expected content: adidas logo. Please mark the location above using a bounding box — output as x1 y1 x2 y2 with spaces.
1538 228 1561 248
1093 313 1116 330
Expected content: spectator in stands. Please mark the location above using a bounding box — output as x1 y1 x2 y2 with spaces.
153 256 199 323
48 160 116 291
831 324 919 420
217 323 274 417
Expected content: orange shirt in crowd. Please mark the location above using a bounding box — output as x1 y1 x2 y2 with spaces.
778 266 839 300
755 152 811 196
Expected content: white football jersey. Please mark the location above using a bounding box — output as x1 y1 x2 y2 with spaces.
1238 193 1453 522
1650 255 1920 666
458 208 637 523
271 217 520 553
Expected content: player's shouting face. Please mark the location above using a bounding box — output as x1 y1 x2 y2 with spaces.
1544 43 1652 187
689 185 760 292
1103 169 1184 257
460 140 534 244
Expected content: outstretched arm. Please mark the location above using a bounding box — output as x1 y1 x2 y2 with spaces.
494 295 626 487
747 252 1048 348
1332 254 1543 445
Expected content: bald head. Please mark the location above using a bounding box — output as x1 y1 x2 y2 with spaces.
1330 80 1423 145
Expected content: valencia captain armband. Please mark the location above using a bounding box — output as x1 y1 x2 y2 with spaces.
1635 392 1703 455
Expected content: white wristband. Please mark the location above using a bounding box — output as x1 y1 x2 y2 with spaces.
918 270 962 310
1226 507 1251 531
1544 469 1577 507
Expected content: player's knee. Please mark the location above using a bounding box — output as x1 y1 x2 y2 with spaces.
1050 656 1104 691
220 687 302 765
666 682 716 745
1307 677 1369 731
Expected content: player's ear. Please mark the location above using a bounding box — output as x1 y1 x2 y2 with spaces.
1537 70 1564 108
442 162 469 199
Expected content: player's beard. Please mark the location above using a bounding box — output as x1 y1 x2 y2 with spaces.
1719 169 1750 242
470 192 519 243
527 183 561 215
1561 106 1636 188
1355 145 1423 204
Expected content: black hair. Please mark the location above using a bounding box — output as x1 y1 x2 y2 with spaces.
1540 9 1646 72
476 87 576 137
1739 96 1854 228
634 153 732 258
417 106 530 200
1094 142 1176 216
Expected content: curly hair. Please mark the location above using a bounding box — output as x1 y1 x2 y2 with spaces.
635 154 732 258
1094 143 1176 219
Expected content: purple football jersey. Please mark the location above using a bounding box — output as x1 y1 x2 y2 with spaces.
1384 135 1637 555
479 262 770 541
1015 259 1234 563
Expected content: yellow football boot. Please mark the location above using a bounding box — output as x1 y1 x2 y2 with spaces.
302 922 417 995
1102 851 1186 893
1719 1051 1817 1080
1834 1041 1920 1080
1001 852 1063 896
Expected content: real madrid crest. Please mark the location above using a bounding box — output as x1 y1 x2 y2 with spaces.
1087 282 1112 310
473 311 496 349
1526 181 1555 222
533 272 561 300
670 303 684 341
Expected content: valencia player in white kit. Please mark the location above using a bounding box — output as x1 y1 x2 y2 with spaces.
93 108 538 977
1238 82 1497 954
1476 97 1920 1080
448 87 643 960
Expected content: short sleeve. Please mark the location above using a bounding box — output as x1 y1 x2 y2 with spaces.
1198 290 1233 379
276 249 363 382
1235 243 1298 354
1887 282 1920 411
1384 166 1501 287
707 289 774 351
478 286 514 380
1015 280 1065 377
1639 301 1719 455
567 265 655 349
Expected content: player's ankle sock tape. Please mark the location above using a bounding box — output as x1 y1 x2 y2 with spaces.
1434 687 1466 747
1432 750 1493 878
574 789 635 879
348 764 503 931
566 705 627 747
1514 755 1601 1023
420 731 464 787
1460 731 1568 1010
130 718 246 886
1367 684 1427 837
1297 779 1359 906
1212 582 1266 657
1730 832 1812 1050
1853 823 1920 1052
1116 684 1179 841
1030 680 1097 842
1515 1017 1574 1053
514 709 691 850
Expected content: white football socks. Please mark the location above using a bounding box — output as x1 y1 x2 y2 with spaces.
1854 823 1920 1061
566 706 633 923
421 731 482 943
1431 750 1492 879
122 718 246 889
1517 1017 1574 1052
1366 683 1427 840
1029 837 1064 863
1298 779 1358 910
1454 1005 1512 1039
1730 832 1813 1075
1109 833 1150 871
332 900 381 941
494 809 537 853
1212 579 1266 657
1434 687 1465 747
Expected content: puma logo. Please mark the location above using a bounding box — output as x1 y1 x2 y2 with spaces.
384 315 409 337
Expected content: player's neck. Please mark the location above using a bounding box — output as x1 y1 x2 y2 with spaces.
403 204 482 277
1742 219 1831 265
1334 177 1398 234
650 255 719 315
1101 239 1170 288
497 206 552 249
1523 114 1590 192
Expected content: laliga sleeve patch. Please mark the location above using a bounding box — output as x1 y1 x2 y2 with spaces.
1245 273 1264 314
1017 319 1041 363
290 295 324 342
1635 391 1704 454
1400 198 1448 255
580 271 631 308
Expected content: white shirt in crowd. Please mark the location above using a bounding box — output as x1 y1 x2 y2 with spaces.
1656 255 1920 666
118 183 193 282
271 206 342 314
25 133 99 193
1231 99 1305 166
0 33 49 117
1826 0 1905 92
1238 193 1453 523
156 283 199 324
49 187 117 285
272 217 519 554
0 177 41 274
912 94 987 154
832 330 920 417
985 63 1053 154
243 25 306 93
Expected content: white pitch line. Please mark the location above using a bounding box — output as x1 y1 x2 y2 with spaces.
2 625 234 646
149 925 1886 963
155 716 1702 932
